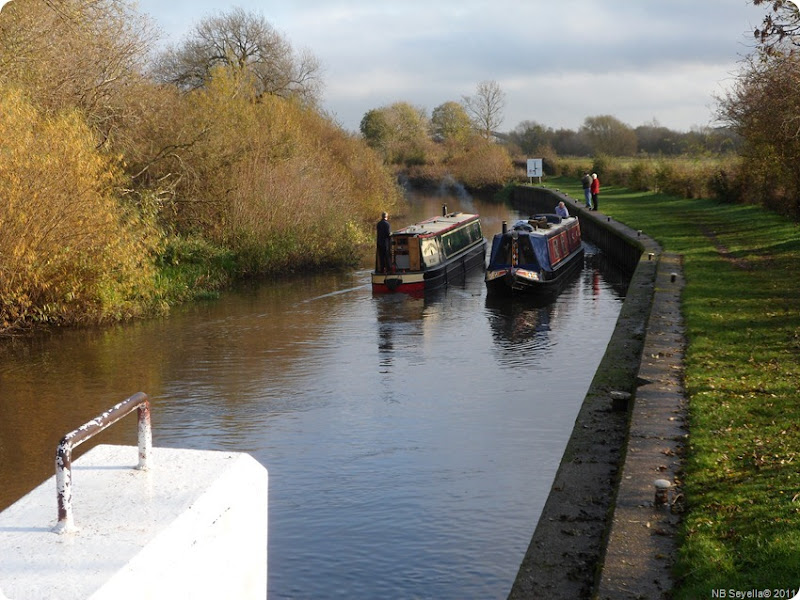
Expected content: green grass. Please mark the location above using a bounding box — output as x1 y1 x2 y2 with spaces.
150 225 368 309
152 235 237 305
541 177 800 596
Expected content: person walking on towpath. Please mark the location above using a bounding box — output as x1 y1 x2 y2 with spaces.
376 212 391 273
591 173 600 211
581 172 592 208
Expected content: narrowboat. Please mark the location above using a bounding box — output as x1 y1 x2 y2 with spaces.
371 206 486 294
485 214 583 295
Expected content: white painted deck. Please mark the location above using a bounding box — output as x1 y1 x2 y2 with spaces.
0 444 268 600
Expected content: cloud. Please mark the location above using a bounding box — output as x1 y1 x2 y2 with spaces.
136 0 768 132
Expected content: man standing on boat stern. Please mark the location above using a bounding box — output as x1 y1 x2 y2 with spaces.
376 212 391 273
581 171 592 208
555 201 569 218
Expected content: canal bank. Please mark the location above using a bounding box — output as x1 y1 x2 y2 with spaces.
507 186 686 599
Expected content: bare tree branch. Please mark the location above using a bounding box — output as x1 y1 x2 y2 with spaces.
752 0 800 52
151 7 323 105
462 80 506 139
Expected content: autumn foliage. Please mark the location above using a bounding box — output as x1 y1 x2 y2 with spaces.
0 1 400 332
0 88 160 329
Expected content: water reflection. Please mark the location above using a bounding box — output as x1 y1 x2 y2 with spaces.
486 294 555 347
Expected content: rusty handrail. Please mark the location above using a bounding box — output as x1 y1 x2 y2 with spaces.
54 392 152 534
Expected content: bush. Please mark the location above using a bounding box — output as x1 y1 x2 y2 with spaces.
134 68 401 276
627 160 654 191
0 87 160 331
591 154 609 176
551 155 744 203
446 138 514 189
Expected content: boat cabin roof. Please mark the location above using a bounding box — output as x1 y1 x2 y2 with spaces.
506 215 575 236
393 212 479 238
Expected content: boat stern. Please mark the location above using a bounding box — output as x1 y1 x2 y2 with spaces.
371 271 425 293
485 267 543 292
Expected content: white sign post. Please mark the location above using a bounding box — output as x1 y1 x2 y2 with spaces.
526 158 543 183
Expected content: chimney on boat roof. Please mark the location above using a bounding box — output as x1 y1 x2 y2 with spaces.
442 204 447 216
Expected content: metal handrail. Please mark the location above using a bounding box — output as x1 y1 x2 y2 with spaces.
54 392 152 534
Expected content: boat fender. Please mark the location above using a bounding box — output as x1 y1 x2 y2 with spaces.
386 277 402 291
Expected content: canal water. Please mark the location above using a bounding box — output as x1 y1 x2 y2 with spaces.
0 186 628 599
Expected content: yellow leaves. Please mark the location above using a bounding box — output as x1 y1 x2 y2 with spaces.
0 85 158 331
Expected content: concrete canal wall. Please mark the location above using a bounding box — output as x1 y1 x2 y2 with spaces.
0 444 269 600
506 185 676 598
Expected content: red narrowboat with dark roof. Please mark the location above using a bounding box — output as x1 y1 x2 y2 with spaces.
372 206 486 294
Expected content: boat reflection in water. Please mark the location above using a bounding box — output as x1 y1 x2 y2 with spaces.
484 293 555 346
483 259 586 367
373 266 485 371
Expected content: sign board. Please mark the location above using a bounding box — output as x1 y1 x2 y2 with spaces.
526 158 543 179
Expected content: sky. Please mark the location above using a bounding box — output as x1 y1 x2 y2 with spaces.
131 0 773 134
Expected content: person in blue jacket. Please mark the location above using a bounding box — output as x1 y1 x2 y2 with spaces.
581 172 592 208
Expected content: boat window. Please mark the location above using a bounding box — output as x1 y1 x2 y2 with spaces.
442 232 458 256
442 229 464 257
420 239 442 268
491 235 539 268
468 221 483 243
441 220 481 258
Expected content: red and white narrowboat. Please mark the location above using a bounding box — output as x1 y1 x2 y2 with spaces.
372 207 486 294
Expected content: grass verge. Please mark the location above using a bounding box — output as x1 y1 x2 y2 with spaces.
543 176 800 596
152 235 237 306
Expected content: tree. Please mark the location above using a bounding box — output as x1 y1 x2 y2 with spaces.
360 109 391 149
430 101 472 145
551 128 591 156
712 0 800 216
0 0 158 145
752 0 800 53
386 102 429 145
580 115 638 156
508 120 553 154
635 119 681 155
359 102 431 165
446 136 513 189
719 50 800 215
462 80 506 139
153 7 322 104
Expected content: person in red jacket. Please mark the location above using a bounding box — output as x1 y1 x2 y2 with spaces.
590 173 600 211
